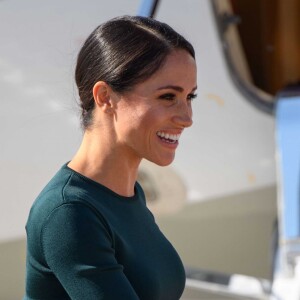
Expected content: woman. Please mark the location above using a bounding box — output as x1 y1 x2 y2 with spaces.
24 15 197 300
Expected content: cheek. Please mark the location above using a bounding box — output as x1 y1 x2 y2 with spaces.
132 106 158 126
118 101 164 136
117 108 149 140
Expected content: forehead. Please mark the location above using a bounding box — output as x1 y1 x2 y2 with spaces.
162 49 196 69
143 50 197 90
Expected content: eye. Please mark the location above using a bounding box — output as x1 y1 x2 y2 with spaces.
158 93 176 101
187 93 197 101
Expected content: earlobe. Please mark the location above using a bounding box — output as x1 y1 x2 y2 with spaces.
93 81 114 113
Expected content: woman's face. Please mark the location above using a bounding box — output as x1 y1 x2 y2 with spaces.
114 49 197 166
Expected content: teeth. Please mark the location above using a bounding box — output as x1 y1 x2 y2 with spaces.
157 131 180 142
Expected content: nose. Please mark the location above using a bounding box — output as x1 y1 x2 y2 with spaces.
172 103 193 128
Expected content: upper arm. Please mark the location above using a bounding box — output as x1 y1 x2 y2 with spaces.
41 203 139 300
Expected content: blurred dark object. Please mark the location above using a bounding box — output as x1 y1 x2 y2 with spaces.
231 0 300 95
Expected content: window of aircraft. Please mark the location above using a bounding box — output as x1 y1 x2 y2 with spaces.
213 0 300 105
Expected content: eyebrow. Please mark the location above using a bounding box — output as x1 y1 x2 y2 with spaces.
157 85 197 92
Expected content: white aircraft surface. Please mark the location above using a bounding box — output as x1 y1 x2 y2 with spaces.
1 0 299 299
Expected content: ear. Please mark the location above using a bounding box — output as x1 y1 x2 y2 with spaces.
92 81 114 114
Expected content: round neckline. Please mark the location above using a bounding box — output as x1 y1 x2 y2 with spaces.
63 162 139 202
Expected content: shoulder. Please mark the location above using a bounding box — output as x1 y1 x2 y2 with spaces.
41 202 112 242
28 164 76 220
26 164 110 241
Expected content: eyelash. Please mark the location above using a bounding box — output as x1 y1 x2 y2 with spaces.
159 93 197 101
188 93 198 101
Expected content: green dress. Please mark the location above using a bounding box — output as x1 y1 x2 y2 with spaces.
24 163 186 299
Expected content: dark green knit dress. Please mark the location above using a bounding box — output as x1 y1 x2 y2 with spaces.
24 163 185 300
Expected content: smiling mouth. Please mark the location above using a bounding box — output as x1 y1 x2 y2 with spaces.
156 131 181 144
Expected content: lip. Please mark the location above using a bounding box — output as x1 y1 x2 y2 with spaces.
156 129 183 138
156 132 180 149
157 129 183 135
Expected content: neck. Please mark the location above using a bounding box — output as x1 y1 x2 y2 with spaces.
68 130 141 197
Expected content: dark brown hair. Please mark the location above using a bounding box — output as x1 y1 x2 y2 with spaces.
75 15 195 129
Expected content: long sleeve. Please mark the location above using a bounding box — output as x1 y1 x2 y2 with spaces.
41 203 139 300
25 165 186 300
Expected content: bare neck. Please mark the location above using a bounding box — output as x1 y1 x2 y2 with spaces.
68 130 141 197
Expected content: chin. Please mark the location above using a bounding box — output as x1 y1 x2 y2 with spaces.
148 156 175 167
